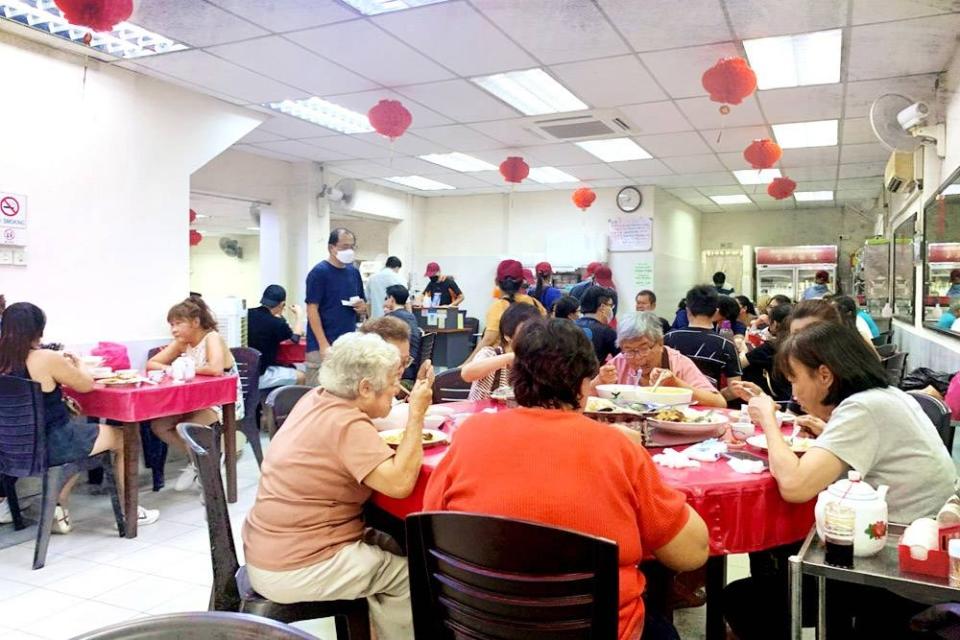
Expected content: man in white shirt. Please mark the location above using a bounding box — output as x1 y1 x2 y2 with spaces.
366 256 405 319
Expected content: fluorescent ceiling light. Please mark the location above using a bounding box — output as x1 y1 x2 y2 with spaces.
266 97 374 134
471 68 587 116
744 29 841 90
575 138 651 162
733 168 782 185
340 0 449 16
527 167 579 184
194 214 209 219
246 226 261 231
772 119 838 149
419 152 496 172
710 195 752 205
385 176 455 191
794 191 834 202
0 0 188 58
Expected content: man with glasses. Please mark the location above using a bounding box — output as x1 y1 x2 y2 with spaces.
575 286 619 363
304 228 368 386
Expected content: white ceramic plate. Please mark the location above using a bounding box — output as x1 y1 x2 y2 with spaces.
746 434 815 453
426 405 456 417
647 412 727 436
379 428 449 448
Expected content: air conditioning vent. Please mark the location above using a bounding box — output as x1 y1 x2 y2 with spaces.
884 151 916 193
527 110 633 141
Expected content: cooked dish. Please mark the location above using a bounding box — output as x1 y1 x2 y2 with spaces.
652 408 685 422
651 408 718 424
382 430 439 446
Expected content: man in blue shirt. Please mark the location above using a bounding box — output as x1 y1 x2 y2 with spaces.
802 270 832 300
304 227 367 386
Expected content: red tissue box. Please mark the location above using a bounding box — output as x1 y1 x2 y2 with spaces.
898 544 950 578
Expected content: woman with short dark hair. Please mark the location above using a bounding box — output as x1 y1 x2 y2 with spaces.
551 294 580 320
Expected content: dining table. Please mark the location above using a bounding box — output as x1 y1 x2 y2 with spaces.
64 374 238 538
274 340 306 367
370 400 815 640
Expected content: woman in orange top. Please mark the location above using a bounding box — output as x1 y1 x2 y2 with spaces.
423 318 709 639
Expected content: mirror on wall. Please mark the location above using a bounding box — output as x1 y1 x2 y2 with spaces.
893 214 916 323
923 165 960 334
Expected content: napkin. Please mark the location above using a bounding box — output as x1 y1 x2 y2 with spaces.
652 448 700 469
684 438 727 462
727 457 764 474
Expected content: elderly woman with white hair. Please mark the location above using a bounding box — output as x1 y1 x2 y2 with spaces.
597 311 725 408
242 332 433 640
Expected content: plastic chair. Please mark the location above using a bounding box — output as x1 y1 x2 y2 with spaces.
0 375 124 569
262 385 312 439
230 347 264 467
432 367 472 404
908 391 955 452
419 331 437 368
68 611 318 639
882 352 909 387
406 512 619 639
687 356 724 389
176 423 370 639
872 330 894 346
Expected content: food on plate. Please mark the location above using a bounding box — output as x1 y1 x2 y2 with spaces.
652 408 685 423
651 408 719 424
380 429 444 447
97 376 140 386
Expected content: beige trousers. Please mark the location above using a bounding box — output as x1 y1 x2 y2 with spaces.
246 538 412 640
304 350 323 387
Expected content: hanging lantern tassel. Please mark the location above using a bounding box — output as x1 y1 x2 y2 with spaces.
367 99 412 141
743 138 782 170
767 176 797 200
499 156 529 184
572 187 597 212
55 0 133 32
189 229 203 247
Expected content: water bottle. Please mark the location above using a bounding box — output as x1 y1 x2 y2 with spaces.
719 320 735 343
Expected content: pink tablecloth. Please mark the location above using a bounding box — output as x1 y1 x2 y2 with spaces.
275 340 306 367
64 375 238 423
372 402 815 556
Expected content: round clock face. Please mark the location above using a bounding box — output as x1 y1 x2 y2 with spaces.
617 186 642 212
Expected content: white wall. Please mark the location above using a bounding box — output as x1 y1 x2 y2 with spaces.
189 236 261 305
0 32 261 345
650 190 702 313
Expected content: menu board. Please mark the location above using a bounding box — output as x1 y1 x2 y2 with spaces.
608 216 652 252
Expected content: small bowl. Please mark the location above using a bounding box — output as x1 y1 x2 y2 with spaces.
90 367 113 379
116 369 139 379
423 415 446 430
81 355 105 368
729 421 755 442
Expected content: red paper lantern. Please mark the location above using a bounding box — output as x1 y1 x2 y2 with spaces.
367 100 412 140
499 156 529 184
743 139 782 170
767 176 797 200
572 187 597 211
189 209 197 224
189 229 203 246
702 57 757 112
54 0 133 33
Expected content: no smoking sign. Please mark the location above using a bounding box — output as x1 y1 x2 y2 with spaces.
0 192 27 228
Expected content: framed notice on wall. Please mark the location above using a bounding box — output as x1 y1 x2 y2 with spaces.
608 216 652 252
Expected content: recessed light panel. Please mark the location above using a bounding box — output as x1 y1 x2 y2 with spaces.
772 119 838 149
733 168 782 185
471 68 587 116
385 176 455 190
527 167 579 184
793 191 834 201
419 152 497 172
575 138 652 162
744 29 842 90
710 195 752 205
265 97 374 134
339 0 449 16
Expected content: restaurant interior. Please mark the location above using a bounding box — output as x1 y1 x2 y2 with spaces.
4 1 960 639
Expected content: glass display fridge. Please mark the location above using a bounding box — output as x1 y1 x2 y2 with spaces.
861 239 890 316
755 245 838 302
925 242 960 317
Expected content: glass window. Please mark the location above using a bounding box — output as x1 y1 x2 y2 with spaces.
893 215 916 323
923 166 960 334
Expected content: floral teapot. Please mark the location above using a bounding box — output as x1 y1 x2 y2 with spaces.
815 470 889 557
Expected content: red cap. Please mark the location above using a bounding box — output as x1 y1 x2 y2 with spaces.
521 268 534 283
586 261 602 276
815 270 829 281
594 266 614 288
951 269 960 281
496 259 524 282
424 262 441 277
535 261 553 277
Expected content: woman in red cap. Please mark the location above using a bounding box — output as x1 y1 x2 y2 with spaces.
529 262 564 313
467 259 545 362
422 262 463 307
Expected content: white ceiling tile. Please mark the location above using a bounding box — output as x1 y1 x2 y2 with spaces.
619 102 694 134
468 148 532 167
468 119 551 146
702 125 772 153
257 114 342 138
549 56 666 108
379 156 458 176
518 143 599 166
134 50 303 104
472 0 630 64
666 187 703 199
717 151 752 170
841 118 878 145
844 75 938 117
634 131 712 157
302 135 392 159
207 36 376 96
851 0 960 25
372 2 536 76
657 171 738 187
239 128 286 144
717 201 759 210
724 0 848 39
699 185 748 196
597 0 731 51
430 173 494 189
838 177 883 190
840 143 890 164
640 42 740 99
414 125 504 151
848 15 960 81
785 165 840 181
837 189 882 203
471 169 510 185
795 180 838 191
395 80 520 122
130 0 268 47
838 161 886 178
613 159 673 177
353 132 445 155
253 140 347 161
560 164 626 180
751 193 797 209
286 21 454 86
206 0 357 32
327 90 452 128
758 85 843 123
588 178 638 187
232 143 302 163
662 154 727 174
780 146 840 167
326 161 399 179
676 95 766 128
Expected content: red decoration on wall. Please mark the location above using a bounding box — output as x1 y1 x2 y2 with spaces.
499 156 529 184
367 100 412 140
54 0 133 33
701 57 757 113
189 209 197 224
743 139 782 170
189 229 203 246
767 176 797 200
572 187 597 211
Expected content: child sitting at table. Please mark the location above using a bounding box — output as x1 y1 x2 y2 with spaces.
461 303 541 401
147 295 244 492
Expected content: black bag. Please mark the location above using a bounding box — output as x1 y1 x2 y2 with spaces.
901 367 954 395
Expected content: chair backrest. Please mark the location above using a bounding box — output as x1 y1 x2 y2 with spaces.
464 317 481 349
263 385 312 438
908 391 955 452
0 375 47 477
176 422 241 612
882 352 908 387
68 611 318 640
230 347 262 425
420 331 437 367
406 512 619 639
432 367 472 404
872 330 893 346
687 356 724 389
146 346 163 361
876 343 897 358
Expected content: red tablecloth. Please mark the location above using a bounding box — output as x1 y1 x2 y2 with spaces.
372 402 815 556
275 340 306 367
64 375 238 423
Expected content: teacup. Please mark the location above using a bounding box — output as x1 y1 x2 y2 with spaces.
147 370 166 383
729 421 755 445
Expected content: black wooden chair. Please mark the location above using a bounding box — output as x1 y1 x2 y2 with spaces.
262 385 312 439
68 611 318 640
908 391 955 452
419 330 437 368
872 330 894 346
882 351 909 387
687 356 725 389
176 423 370 639
876 343 897 358
464 317 481 351
432 367 472 404
230 346 264 467
406 512 619 639
0 375 124 569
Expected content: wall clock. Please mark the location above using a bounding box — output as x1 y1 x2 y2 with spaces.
617 186 642 213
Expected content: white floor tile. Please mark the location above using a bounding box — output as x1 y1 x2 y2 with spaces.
0 627 47 640
0 579 35 601
0 589 85 629
143 585 212 615
98 575 201 612
290 617 339 639
158 528 213 554
25 599 141 640
43 564 145 599
1 556 100 589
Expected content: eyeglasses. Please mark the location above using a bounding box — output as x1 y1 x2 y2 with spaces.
621 345 656 357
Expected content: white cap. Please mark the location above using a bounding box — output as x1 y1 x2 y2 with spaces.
949 538 960 558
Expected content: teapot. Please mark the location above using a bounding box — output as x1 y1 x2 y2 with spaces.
815 470 889 557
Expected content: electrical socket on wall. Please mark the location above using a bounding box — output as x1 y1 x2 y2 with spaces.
12 249 26 265
0 248 12 265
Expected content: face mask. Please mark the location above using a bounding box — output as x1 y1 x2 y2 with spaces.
336 249 355 264
429 275 439 283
